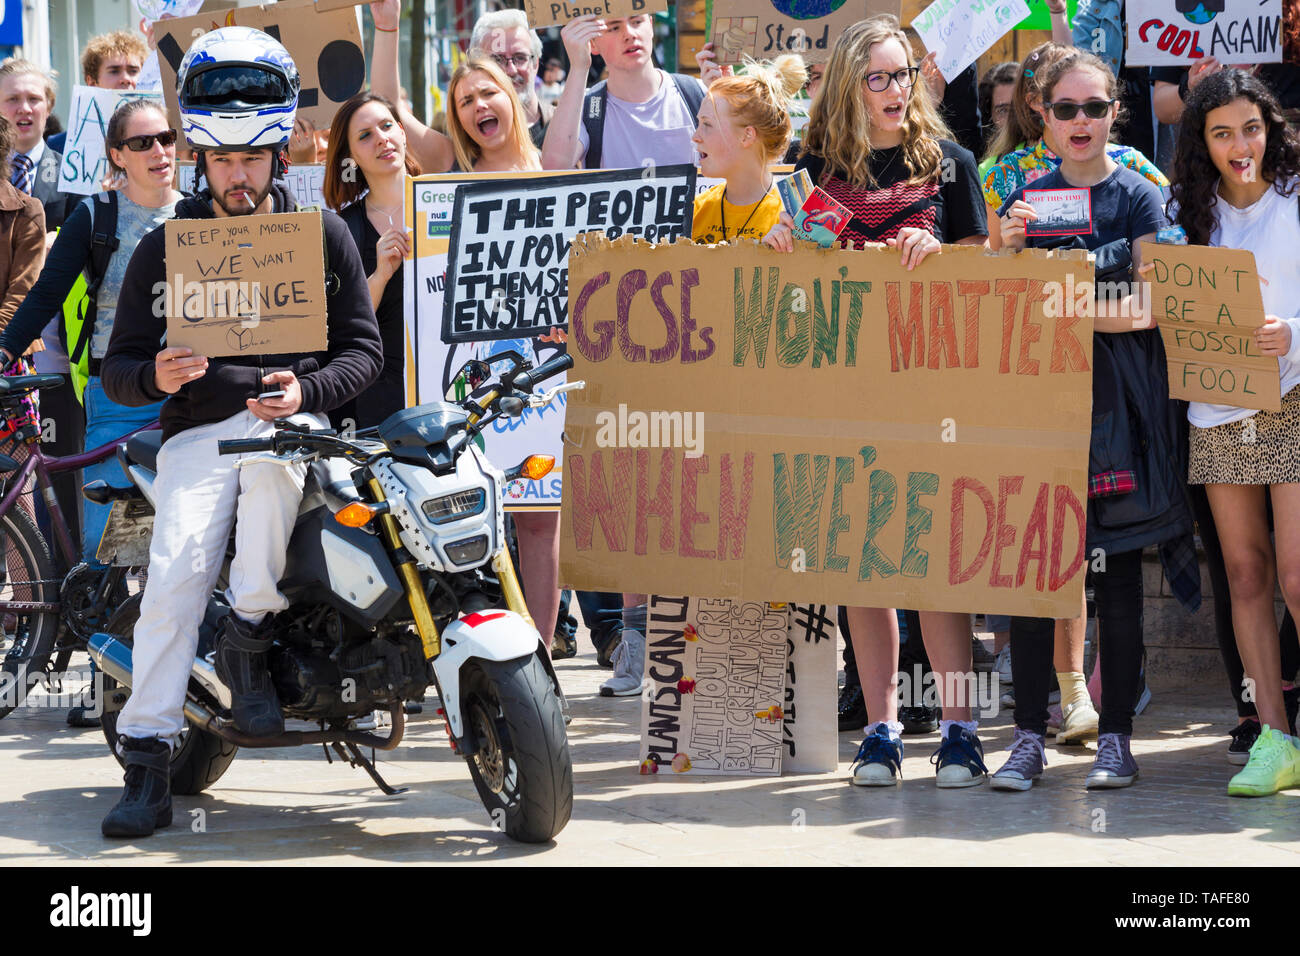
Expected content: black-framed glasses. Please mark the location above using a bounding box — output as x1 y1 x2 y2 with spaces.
1044 99 1116 121
864 66 919 92
490 53 534 71
115 129 178 151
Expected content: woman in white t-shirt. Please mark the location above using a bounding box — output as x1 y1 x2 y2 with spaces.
1170 69 1300 797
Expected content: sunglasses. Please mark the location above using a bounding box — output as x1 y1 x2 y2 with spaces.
1044 99 1115 121
115 129 178 151
864 66 920 92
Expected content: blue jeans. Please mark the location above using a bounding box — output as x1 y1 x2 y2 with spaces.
82 376 164 566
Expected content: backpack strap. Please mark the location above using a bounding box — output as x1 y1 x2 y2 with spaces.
581 79 609 169
670 73 705 126
71 190 119 367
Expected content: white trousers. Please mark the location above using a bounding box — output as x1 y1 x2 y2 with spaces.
116 409 326 742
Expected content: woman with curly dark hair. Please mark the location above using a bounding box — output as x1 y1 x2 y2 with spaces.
1170 69 1300 797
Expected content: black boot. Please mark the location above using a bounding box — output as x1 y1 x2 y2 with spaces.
213 614 284 737
102 736 172 838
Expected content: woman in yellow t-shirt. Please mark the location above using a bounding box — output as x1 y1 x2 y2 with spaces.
692 56 806 244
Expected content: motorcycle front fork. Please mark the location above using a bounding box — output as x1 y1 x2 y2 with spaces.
365 478 535 661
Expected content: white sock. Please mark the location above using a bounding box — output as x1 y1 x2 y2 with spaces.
940 719 978 739
864 720 903 740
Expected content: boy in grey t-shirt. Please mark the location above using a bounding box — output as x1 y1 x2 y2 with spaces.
541 14 704 170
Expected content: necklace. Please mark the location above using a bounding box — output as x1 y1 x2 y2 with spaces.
368 197 403 229
720 179 774 241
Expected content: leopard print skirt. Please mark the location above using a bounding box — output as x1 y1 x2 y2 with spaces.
1189 386 1300 485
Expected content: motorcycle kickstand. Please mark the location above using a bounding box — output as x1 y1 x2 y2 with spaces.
330 741 409 796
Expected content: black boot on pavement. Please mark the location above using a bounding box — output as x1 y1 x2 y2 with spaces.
102 736 172 838
213 613 284 736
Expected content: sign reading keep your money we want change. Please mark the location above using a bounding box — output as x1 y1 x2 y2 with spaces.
559 237 1097 619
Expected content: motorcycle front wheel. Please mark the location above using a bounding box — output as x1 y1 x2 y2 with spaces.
461 654 572 843
99 594 239 795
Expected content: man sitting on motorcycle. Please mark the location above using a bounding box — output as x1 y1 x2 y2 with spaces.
97 26 383 838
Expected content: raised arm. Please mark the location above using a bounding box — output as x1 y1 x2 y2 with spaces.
540 16 605 170
369 0 455 173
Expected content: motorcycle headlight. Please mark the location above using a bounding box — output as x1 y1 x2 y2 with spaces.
445 535 489 565
420 488 486 524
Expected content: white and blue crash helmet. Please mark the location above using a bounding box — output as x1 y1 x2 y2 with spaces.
176 26 299 150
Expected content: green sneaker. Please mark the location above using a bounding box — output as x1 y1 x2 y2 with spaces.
1227 725 1300 797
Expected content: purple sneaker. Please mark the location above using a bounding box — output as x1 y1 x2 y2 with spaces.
991 727 1047 791
1085 733 1139 788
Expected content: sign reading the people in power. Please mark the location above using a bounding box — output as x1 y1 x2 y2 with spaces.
1126 0 1283 67
440 166 695 345
559 237 1096 618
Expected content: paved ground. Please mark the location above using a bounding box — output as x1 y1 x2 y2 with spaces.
0 637 1297 866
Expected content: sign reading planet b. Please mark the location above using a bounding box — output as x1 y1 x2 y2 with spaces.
769 0 847 18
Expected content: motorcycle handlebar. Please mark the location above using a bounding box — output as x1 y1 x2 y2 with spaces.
217 437 276 456
512 353 574 395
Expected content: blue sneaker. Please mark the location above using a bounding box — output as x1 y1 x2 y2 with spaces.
851 725 903 786
930 724 988 788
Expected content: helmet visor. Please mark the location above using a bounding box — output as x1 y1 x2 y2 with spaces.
181 65 291 110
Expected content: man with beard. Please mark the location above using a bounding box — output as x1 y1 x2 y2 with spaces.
97 26 381 839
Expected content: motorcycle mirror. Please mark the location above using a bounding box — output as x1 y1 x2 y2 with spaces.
499 396 525 417
446 360 491 402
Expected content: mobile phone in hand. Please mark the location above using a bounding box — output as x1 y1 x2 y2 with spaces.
258 389 286 401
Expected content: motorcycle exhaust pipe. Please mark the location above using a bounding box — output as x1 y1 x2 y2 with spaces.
86 632 404 751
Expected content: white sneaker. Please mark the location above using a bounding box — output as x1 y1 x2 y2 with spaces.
599 628 645 697
994 645 1013 684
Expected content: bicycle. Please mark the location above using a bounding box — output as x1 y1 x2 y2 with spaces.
0 373 158 720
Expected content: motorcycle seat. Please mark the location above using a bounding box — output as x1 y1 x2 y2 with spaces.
125 431 163 472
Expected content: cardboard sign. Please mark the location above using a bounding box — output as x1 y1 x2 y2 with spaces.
560 238 1095 618
1126 0 1282 67
441 166 696 344
153 0 366 134
913 0 1032 82
1023 187 1092 237
164 211 327 356
708 0 902 64
524 0 668 29
406 172 580 511
640 596 788 776
783 603 838 772
58 87 164 196
1142 241 1280 412
176 162 328 209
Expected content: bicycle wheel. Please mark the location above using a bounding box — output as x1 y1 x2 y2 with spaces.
0 505 61 719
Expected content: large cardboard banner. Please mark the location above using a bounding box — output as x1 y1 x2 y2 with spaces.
1142 241 1280 412
164 211 327 356
524 0 668 29
59 87 164 196
442 167 696 345
640 596 788 776
560 239 1095 617
153 0 366 133
708 0 902 65
1126 0 1282 67
912 0 1032 82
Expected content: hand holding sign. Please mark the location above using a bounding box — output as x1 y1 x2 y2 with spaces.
1257 315 1293 356
154 346 208 394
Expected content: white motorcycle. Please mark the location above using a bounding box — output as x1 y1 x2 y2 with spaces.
86 351 580 843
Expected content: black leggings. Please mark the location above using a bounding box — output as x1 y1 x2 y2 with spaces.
1187 483 1299 716
1011 548 1145 737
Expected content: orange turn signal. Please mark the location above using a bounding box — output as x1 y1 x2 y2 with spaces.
335 502 377 527
521 455 555 480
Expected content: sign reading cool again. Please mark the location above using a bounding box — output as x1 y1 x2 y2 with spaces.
559 237 1096 618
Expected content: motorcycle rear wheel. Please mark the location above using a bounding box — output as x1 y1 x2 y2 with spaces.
99 595 239 795
461 654 572 843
